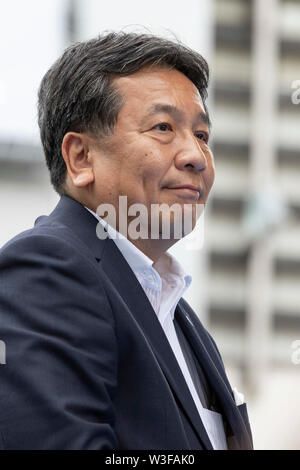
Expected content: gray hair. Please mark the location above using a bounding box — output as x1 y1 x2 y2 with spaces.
38 31 210 194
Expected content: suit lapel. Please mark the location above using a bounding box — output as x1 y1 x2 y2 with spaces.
175 300 253 450
100 237 213 450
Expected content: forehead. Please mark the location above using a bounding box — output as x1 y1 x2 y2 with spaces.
113 66 206 119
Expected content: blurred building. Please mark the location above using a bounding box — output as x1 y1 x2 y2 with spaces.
0 0 66 244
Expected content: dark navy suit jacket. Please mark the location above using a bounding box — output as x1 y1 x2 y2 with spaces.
0 195 253 449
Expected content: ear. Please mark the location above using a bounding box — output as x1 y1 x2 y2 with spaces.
62 132 94 188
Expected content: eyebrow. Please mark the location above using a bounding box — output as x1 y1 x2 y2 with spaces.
145 103 211 129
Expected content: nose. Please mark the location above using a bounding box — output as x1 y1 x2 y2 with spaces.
174 133 207 172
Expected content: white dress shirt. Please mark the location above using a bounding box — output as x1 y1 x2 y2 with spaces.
86 208 227 449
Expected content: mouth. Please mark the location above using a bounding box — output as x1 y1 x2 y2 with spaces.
163 185 203 201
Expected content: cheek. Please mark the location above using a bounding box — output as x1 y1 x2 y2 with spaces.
208 165 215 188
121 141 171 192
205 150 215 184
201 152 215 199
140 151 169 182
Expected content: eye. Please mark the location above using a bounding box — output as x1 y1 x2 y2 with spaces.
195 131 209 143
153 123 172 132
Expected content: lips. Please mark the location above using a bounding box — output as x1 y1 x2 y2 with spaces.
164 184 203 200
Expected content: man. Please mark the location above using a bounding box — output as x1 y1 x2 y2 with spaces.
0 32 252 450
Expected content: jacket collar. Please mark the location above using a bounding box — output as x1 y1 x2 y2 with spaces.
37 195 107 262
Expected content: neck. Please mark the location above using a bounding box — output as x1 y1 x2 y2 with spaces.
127 236 176 263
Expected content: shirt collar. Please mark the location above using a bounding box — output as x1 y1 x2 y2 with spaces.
85 206 192 310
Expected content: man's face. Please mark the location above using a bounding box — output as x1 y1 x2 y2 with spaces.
90 66 215 236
